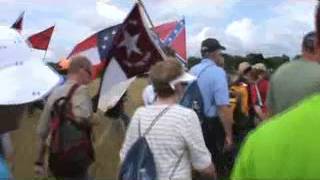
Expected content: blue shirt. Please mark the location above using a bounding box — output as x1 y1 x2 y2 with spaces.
190 58 229 117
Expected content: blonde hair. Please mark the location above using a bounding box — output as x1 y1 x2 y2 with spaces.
149 58 183 98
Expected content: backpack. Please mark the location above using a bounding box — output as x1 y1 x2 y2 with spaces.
118 107 170 180
49 84 94 178
180 65 212 123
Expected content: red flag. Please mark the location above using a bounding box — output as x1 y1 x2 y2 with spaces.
28 26 55 50
11 11 24 33
96 3 165 111
154 19 187 63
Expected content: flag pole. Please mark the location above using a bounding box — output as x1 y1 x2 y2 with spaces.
42 50 48 62
136 0 155 28
42 24 55 63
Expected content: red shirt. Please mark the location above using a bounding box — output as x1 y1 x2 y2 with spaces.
250 79 269 113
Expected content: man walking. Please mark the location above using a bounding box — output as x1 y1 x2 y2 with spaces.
34 56 95 180
190 38 233 177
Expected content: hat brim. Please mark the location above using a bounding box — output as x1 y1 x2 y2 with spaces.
169 72 196 89
218 45 226 51
0 60 62 105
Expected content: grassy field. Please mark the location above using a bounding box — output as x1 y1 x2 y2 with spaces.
11 78 148 179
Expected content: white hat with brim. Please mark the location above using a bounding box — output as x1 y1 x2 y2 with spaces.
0 26 61 105
169 72 196 89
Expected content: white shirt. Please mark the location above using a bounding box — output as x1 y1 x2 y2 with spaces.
142 85 156 106
120 105 212 180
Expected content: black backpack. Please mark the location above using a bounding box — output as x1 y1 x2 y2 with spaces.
180 65 212 122
49 84 94 178
118 107 170 180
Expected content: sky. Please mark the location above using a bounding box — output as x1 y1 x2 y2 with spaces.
0 0 317 61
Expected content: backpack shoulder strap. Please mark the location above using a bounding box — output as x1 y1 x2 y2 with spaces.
169 150 185 180
66 84 80 102
52 84 80 118
197 64 213 78
140 106 170 137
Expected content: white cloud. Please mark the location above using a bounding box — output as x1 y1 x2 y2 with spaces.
147 0 240 22
96 0 127 24
225 18 255 45
187 0 316 57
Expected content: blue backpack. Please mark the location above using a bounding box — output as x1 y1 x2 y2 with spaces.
118 107 170 180
180 65 212 122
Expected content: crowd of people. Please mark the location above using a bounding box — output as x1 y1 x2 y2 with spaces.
1 3 320 180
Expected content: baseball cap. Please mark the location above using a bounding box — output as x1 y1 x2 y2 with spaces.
201 38 226 54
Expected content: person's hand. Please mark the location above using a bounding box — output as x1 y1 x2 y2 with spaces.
224 135 234 152
34 164 47 177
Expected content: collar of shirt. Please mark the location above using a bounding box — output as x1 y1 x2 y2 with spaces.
201 58 217 66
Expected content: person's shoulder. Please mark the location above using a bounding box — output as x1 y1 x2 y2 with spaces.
171 105 198 118
133 106 147 116
74 84 90 95
173 104 195 112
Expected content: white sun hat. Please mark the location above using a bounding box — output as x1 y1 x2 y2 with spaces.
0 26 61 105
169 71 196 89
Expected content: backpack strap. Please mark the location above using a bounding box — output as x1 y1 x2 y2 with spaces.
52 84 80 123
139 106 170 137
197 64 213 78
169 150 185 180
65 84 80 105
254 83 263 107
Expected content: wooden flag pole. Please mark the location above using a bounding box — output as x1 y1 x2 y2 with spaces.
136 0 155 28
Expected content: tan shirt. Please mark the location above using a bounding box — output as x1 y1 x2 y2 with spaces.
37 80 93 140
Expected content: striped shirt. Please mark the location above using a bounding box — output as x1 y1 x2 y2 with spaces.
120 104 212 180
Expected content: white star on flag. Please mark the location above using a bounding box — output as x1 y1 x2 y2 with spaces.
118 31 142 57
104 36 109 41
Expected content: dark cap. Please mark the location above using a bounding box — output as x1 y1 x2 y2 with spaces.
302 31 316 52
201 38 226 54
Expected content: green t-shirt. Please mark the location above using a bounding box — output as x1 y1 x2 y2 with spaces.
232 94 320 180
267 59 320 115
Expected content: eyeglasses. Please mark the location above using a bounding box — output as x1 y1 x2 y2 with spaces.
83 67 92 76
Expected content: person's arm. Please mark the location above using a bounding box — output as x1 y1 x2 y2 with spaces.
1 133 14 171
72 86 94 127
34 101 52 176
217 105 233 145
266 77 275 118
182 110 217 179
212 70 234 146
253 105 267 121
